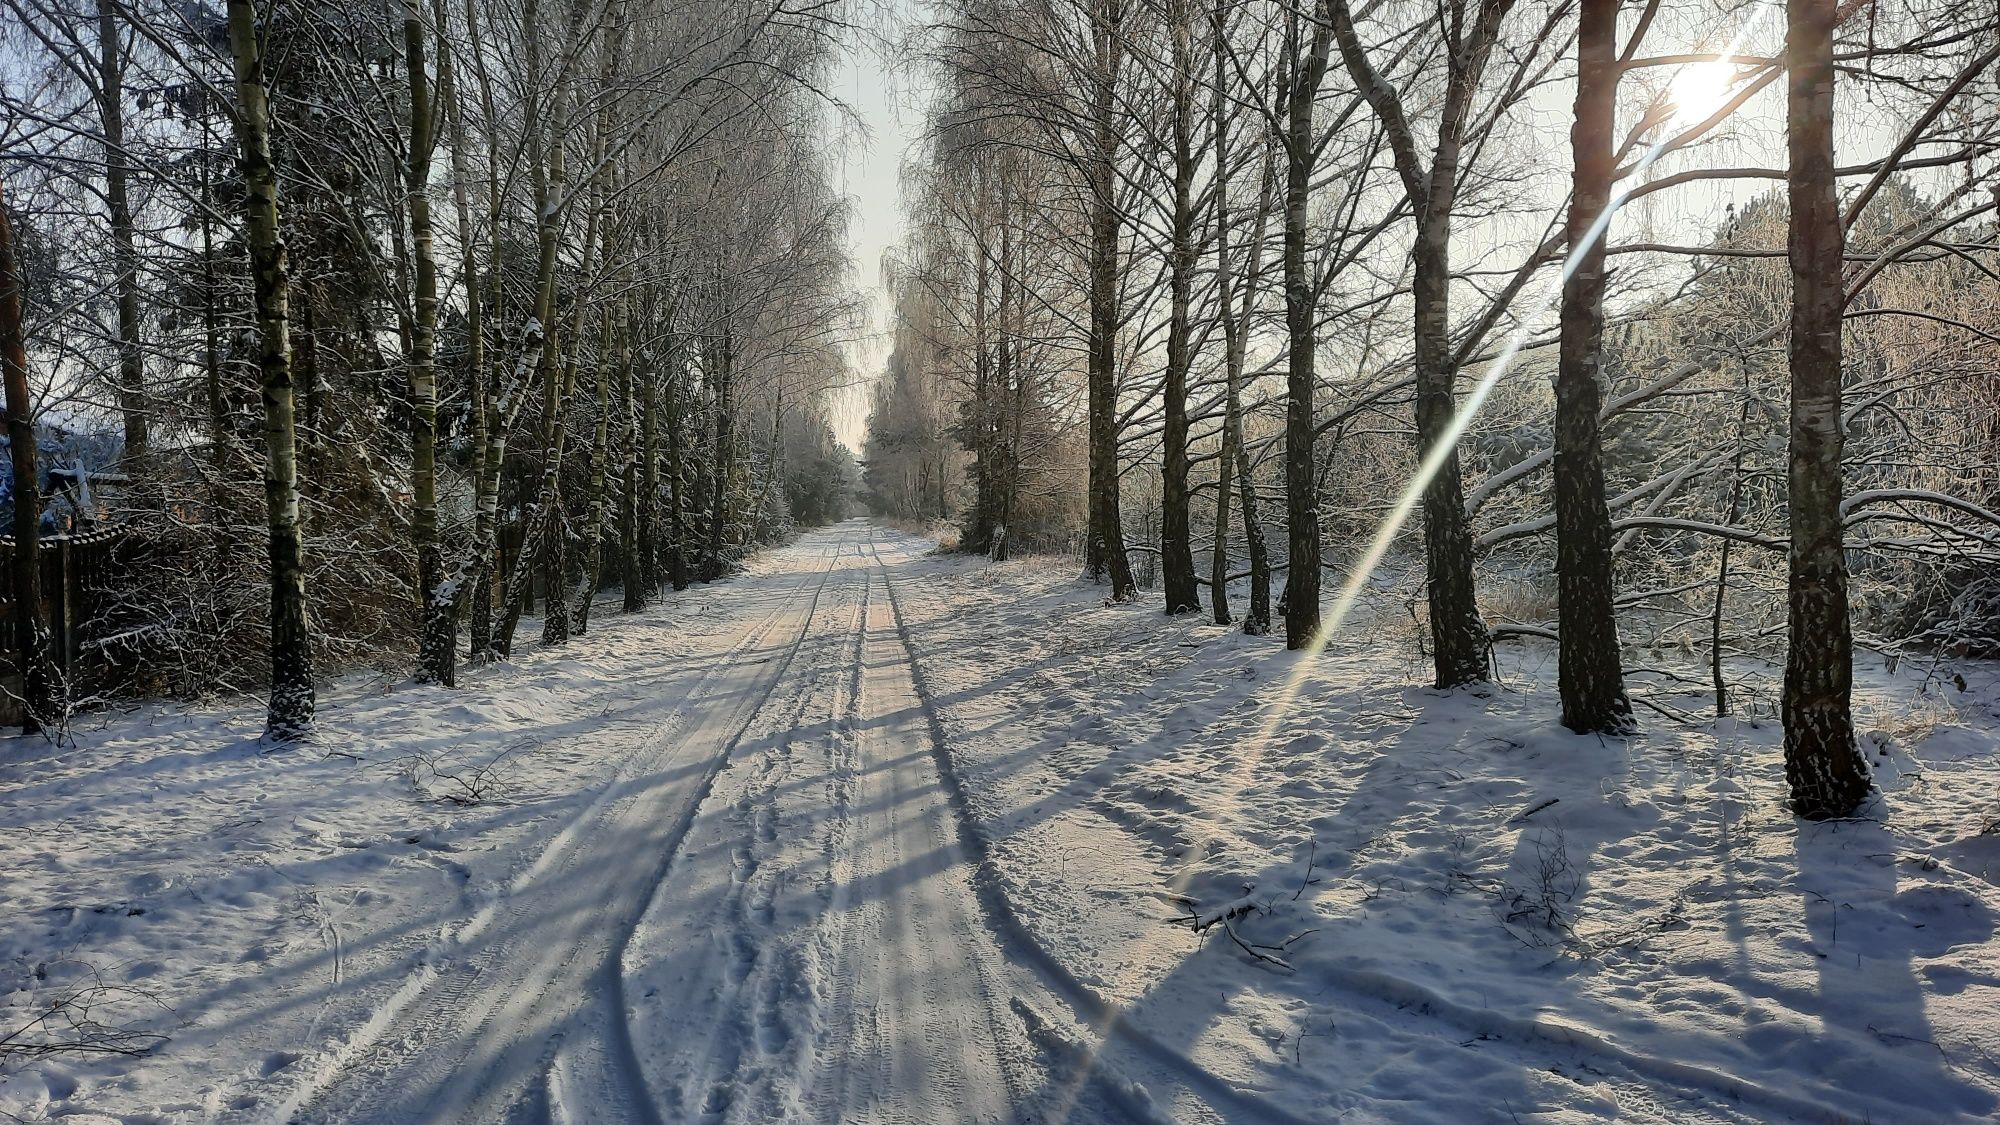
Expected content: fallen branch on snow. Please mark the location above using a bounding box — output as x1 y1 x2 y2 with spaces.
1176 887 1310 973
1188 889 1261 933
1511 798 1560 823
0 962 170 1062
1221 921 1296 971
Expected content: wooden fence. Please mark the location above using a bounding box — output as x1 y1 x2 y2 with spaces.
0 525 128 724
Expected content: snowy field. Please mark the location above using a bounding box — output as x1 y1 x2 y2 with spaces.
894 539 2000 1123
3 521 1998 1123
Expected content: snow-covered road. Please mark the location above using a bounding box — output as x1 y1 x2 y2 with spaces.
290 522 1045 1123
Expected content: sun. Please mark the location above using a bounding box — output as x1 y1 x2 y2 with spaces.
1667 60 1739 128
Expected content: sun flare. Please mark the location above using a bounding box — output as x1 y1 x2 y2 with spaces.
1668 59 1740 127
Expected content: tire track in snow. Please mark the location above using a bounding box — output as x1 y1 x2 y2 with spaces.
650 544 871 1121
797 547 1030 1122
277 535 849 1124
621 537 890 1122
544 535 860 1124
820 540 1032 1112
860 528 1316 1125
807 566 871 1111
626 524 1058 1124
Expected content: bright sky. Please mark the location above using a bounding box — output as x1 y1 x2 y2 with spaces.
827 13 929 453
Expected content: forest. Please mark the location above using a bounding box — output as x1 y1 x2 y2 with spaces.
863 0 2000 821
1 0 859 734
2 0 1999 1119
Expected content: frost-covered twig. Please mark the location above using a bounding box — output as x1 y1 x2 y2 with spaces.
1510 798 1560 823
1188 889 1261 933
402 736 538 805
0 962 169 1062
1292 839 1319 901
1221 921 1294 971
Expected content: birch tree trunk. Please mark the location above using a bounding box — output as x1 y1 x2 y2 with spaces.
474 322 545 660
543 1 626 639
1203 70 1235 625
1280 5 1329 648
1210 428 1232 623
1230 373 1271 635
199 120 227 510
462 0 503 660
433 0 491 671
663 341 687 590
1410 213 1488 685
1214 13 1272 635
1712 386 1752 717
96 0 148 463
646 329 669 591
1158 0 1200 617
1552 0 1632 732
493 0 573 656
1330 0 1494 685
705 323 734 582
0 175 51 734
406 9 454 686
1782 0 1870 819
994 175 1018 562
620 303 641 612
1086 0 1135 600
227 0 315 739
575 307 614 633
969 179 996 553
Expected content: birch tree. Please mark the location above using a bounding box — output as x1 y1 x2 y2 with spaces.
1781 0 1870 818
1552 0 1631 733
0 173 50 734
1326 0 1523 686
227 0 315 739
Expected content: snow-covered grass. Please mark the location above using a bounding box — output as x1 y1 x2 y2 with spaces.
892 546 2000 1123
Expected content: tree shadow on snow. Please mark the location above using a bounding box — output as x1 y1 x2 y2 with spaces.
1792 815 1995 1119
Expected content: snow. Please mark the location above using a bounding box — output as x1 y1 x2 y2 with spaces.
889 540 2000 1123
0 564 784 1120
4 520 1999 1122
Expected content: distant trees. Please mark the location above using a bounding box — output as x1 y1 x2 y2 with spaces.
864 312 961 525
865 50 1092 551
921 0 1140 593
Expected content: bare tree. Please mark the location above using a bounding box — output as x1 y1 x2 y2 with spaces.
1327 0 1513 686
1276 0 1331 648
227 0 315 739
0 173 50 734
1552 0 1631 734
404 5 451 685
1781 0 1870 818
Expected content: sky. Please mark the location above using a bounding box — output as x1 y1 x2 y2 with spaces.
826 15 930 454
